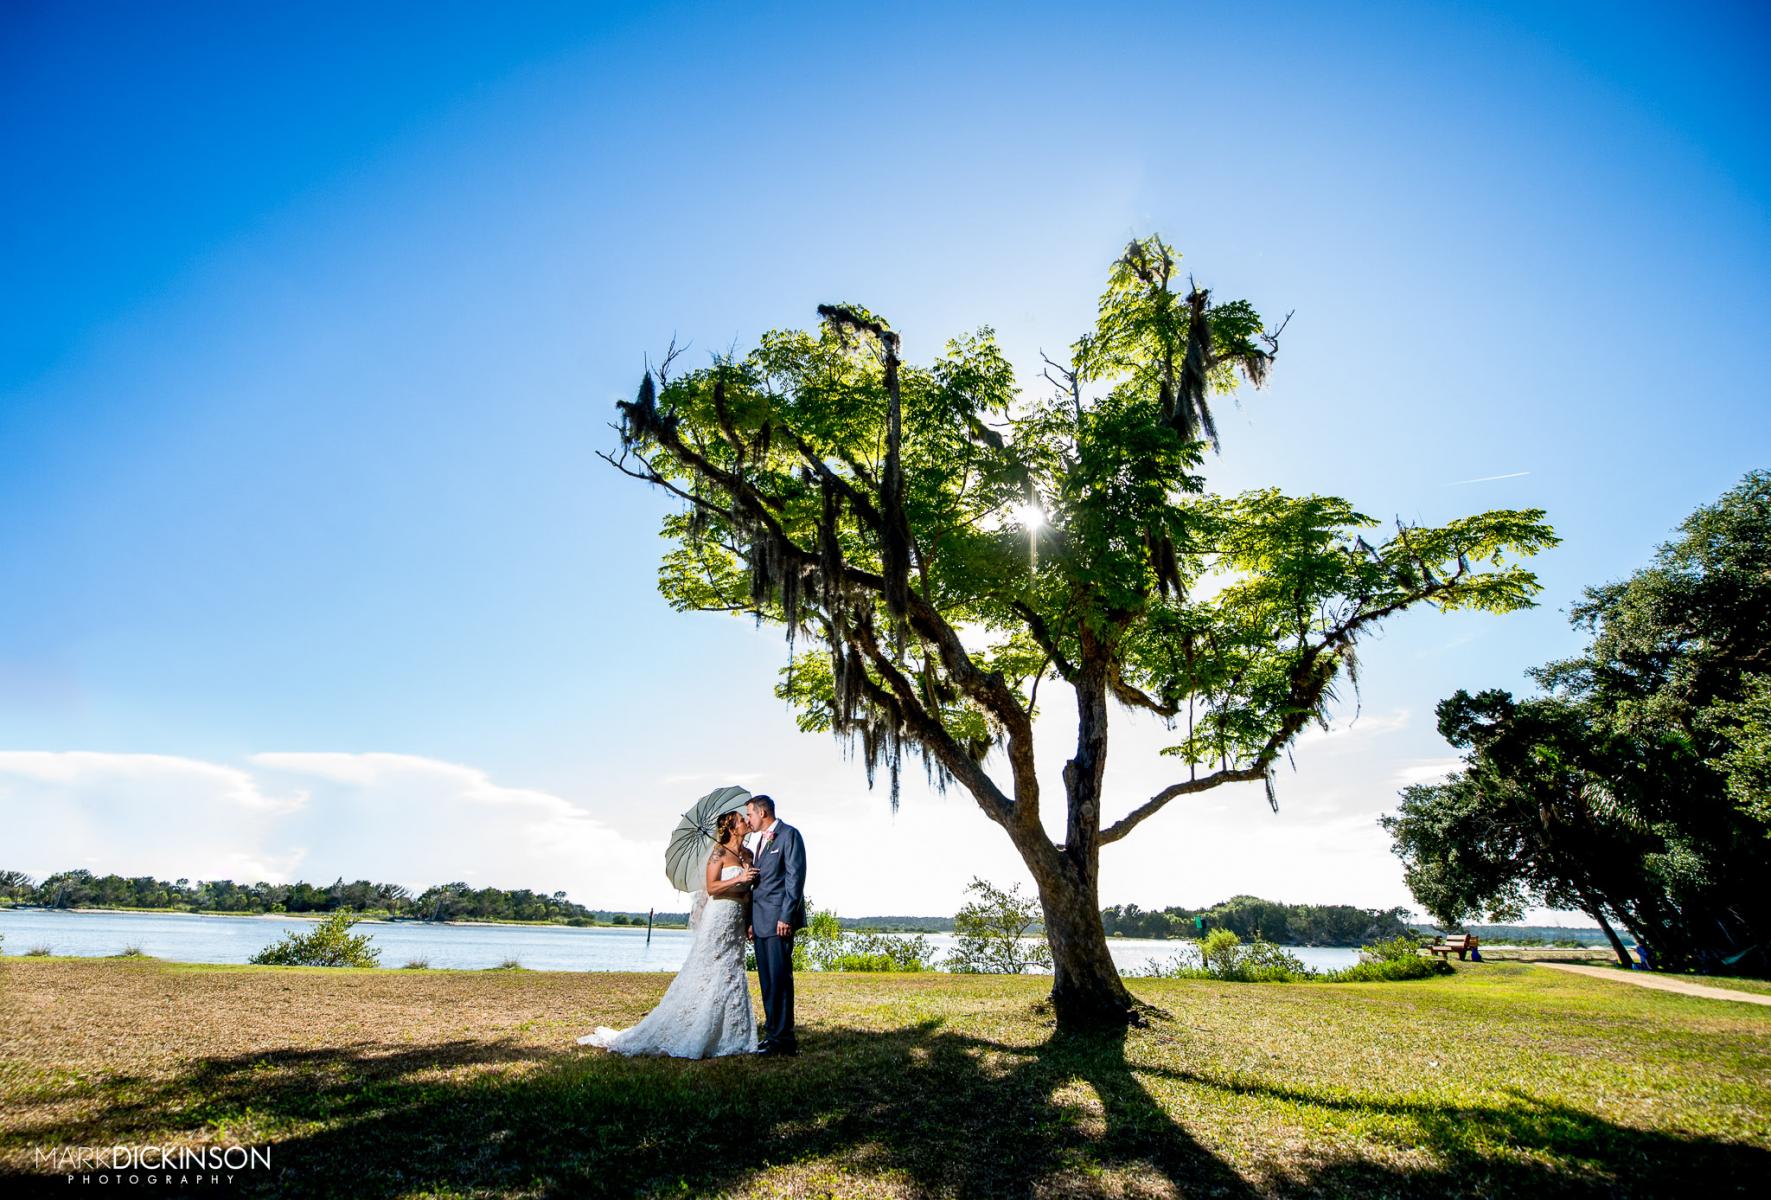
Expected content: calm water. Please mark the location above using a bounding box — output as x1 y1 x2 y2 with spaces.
0 908 1362 974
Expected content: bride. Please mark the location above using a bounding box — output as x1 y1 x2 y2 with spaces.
577 810 760 1057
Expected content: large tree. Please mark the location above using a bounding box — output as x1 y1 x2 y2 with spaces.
1385 472 1771 974
603 235 1557 1028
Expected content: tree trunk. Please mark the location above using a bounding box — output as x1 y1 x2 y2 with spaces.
1580 891 1633 967
1032 632 1138 1030
1035 861 1138 1029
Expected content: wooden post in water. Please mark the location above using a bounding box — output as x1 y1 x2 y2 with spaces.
646 907 654 945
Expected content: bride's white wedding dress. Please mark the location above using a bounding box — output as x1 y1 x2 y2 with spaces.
577 864 757 1057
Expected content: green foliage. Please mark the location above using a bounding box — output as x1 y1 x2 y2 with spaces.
1101 895 1411 944
0 866 614 925
1138 931 1450 983
764 898 935 972
608 234 1556 813
1361 934 1425 963
947 878 1053 974
1138 931 1310 981
1383 471 1771 975
1708 673 1771 831
248 910 382 968
793 905 844 972
1325 955 1452 983
606 234 1555 1025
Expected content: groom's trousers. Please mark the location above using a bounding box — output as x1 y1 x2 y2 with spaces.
754 933 796 1047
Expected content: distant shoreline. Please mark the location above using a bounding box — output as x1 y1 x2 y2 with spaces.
0 905 691 932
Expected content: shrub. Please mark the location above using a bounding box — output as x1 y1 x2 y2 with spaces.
1360 933 1426 963
249 910 381 968
401 957 430 970
113 944 148 958
1137 932 1311 981
1198 928 1242 972
1320 935 1452 981
788 902 936 972
491 957 525 970
25 944 52 956
1138 930 1455 983
819 931 936 972
742 899 936 972
946 877 1053 974
1322 955 1452 982
794 906 844 971
846 931 936 971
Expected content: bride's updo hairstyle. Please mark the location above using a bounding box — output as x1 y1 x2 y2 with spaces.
715 809 746 846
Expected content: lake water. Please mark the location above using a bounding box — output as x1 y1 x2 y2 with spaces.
0 908 1362 974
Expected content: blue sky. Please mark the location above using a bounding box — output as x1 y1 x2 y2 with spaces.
3 1 1767 919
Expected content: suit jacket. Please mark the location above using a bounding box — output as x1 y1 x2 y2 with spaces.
749 819 806 935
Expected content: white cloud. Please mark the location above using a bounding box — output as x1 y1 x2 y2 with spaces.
1389 757 1465 787
0 751 310 883
1293 708 1410 747
247 752 667 906
1446 470 1530 485
0 733 1471 920
0 750 669 910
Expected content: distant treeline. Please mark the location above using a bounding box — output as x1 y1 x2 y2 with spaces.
2 871 1425 944
1101 895 1412 946
838 915 953 933
0 868 691 926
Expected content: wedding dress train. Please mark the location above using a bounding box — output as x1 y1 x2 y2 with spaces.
577 864 757 1058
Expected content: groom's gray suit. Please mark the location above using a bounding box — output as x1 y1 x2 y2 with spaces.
750 819 806 1050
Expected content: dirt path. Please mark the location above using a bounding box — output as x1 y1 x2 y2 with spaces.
1537 961 1771 1006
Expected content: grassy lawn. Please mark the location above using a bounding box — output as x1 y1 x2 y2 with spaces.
1 958 1766 1198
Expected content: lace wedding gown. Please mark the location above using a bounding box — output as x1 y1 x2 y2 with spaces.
577 864 758 1057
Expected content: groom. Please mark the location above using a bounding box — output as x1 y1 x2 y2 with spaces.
744 794 806 1056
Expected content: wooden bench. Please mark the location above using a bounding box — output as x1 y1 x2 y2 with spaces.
1426 934 1480 960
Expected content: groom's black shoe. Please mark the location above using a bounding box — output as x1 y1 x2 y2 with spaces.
753 1040 797 1057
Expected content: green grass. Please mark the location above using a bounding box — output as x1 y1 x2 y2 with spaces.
2 958 1766 1197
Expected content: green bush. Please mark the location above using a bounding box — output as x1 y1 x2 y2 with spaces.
1140 931 1313 981
845 931 935 971
249 910 381 968
1361 934 1426 963
1315 934 1451 981
947 878 1053 974
743 900 936 972
1322 955 1452 982
1139 930 1454 983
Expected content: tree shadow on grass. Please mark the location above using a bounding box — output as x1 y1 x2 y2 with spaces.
4 1014 1765 1198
